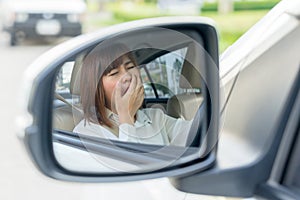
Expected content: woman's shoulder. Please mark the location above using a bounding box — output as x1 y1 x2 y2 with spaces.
73 119 117 139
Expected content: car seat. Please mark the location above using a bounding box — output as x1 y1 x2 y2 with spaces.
52 54 85 131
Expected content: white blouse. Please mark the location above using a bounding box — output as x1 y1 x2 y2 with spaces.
73 108 192 146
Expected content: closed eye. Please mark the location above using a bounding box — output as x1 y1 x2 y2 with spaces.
108 70 119 76
127 65 136 70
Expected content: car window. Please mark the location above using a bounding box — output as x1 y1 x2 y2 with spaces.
56 61 74 95
54 61 79 108
140 47 187 98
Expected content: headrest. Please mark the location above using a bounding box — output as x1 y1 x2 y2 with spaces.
69 53 85 95
179 42 204 89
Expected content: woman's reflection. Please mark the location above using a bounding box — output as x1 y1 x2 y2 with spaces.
73 43 192 146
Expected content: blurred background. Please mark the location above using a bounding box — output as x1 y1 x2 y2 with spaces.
0 0 280 52
84 0 280 52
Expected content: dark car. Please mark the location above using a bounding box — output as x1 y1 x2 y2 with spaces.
0 0 86 46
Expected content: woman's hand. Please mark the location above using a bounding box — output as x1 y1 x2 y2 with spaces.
114 73 144 125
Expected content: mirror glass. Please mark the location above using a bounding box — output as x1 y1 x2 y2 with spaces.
52 27 213 174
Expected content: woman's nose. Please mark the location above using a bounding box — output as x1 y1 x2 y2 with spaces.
120 72 132 83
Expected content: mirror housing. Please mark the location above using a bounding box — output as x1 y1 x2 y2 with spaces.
18 17 219 182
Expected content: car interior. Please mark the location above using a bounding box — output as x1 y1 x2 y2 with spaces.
52 41 205 142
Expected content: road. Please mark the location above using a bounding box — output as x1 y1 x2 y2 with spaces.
0 32 54 137
0 32 56 199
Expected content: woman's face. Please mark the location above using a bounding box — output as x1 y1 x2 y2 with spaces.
102 56 141 111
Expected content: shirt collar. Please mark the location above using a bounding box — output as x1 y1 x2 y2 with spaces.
105 108 119 126
136 110 152 127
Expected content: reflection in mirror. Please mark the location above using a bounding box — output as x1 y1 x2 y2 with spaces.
52 27 210 174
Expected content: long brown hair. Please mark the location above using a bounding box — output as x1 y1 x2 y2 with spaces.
80 42 137 128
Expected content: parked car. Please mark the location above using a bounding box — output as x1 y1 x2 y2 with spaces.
0 0 86 46
15 0 300 199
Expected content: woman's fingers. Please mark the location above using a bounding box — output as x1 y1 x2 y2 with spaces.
114 80 123 99
115 73 144 117
124 74 136 95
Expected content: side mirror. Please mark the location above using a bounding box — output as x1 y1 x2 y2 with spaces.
18 17 219 182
